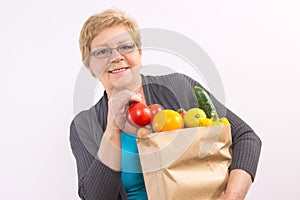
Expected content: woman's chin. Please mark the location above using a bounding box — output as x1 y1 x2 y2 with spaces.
111 68 140 89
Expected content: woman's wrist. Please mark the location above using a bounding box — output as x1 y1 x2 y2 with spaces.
220 169 252 200
97 129 122 171
103 128 121 146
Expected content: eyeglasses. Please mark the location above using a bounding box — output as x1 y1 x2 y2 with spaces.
90 43 136 58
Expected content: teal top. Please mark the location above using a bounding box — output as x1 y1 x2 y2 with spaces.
121 132 148 200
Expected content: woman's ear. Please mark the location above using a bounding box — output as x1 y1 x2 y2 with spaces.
138 48 142 56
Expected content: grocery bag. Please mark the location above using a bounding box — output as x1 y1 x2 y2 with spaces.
136 126 232 200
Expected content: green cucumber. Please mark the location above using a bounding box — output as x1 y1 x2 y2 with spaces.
193 86 218 118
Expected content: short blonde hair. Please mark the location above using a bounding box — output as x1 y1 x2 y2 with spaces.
79 9 141 67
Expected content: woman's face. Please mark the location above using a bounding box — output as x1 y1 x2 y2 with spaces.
89 25 142 92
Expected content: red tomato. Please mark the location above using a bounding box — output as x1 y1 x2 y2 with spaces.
149 104 164 119
127 103 151 127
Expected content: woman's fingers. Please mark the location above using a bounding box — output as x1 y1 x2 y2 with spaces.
137 127 152 137
108 90 142 131
129 93 142 103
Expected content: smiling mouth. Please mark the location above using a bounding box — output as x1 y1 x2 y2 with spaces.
108 67 129 74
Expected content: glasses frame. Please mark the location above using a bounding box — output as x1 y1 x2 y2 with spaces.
89 42 137 59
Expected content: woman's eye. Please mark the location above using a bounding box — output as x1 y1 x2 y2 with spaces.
96 49 109 56
120 44 134 50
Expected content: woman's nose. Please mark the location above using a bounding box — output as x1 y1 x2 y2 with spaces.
109 48 124 63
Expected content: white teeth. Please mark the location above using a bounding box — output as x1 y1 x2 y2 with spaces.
111 68 126 73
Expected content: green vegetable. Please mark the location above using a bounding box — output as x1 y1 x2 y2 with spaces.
193 86 219 118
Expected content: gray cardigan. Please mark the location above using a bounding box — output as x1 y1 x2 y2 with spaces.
70 73 262 200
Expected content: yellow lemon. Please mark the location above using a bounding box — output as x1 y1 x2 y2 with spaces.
184 108 206 127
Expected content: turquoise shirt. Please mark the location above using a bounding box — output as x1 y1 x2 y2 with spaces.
121 132 148 200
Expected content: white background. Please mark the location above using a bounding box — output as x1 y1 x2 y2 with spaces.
1 0 299 199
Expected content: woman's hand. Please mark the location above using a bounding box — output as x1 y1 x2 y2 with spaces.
216 169 252 200
98 90 142 171
216 194 240 200
105 90 142 138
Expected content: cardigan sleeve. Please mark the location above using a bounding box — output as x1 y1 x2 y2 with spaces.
70 118 126 200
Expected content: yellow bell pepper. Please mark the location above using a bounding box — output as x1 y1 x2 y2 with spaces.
220 117 230 126
200 118 212 126
200 116 230 127
210 115 230 126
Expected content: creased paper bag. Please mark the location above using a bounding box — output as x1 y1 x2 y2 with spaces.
136 126 232 200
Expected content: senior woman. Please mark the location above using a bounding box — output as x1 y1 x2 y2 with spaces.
70 9 261 200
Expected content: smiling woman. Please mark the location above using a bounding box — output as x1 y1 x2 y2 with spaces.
87 25 143 95
70 8 261 200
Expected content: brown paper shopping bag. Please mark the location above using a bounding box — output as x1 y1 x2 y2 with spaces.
136 126 232 200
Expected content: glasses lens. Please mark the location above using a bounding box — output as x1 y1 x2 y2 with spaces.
91 43 136 58
118 43 135 54
94 48 110 58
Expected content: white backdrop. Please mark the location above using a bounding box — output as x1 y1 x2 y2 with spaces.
1 0 299 199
